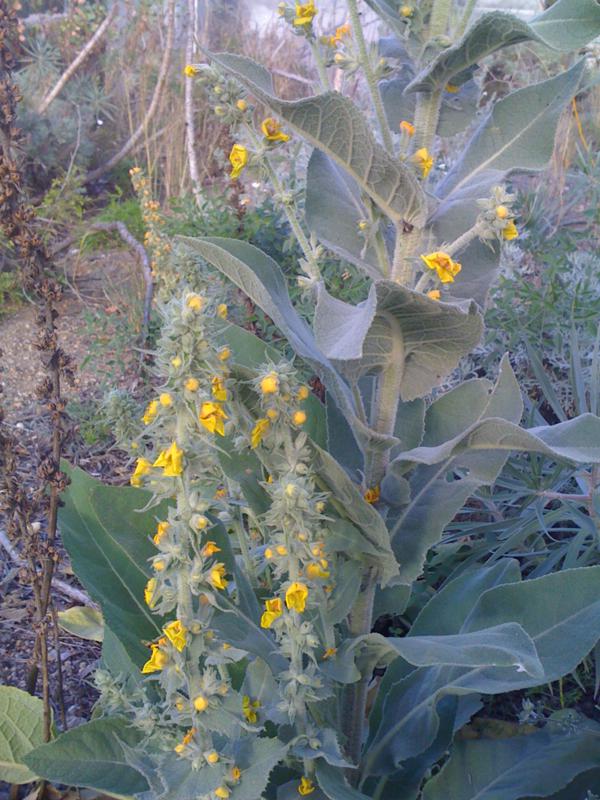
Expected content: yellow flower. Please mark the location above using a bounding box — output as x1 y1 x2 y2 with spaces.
215 787 230 799
154 558 166 572
260 597 283 629
427 289 441 301
131 457 152 486
495 205 509 219
331 22 351 44
364 485 380 504
445 83 459 93
266 408 279 420
185 377 199 392
306 561 330 579
144 577 157 608
264 547 274 559
218 347 231 361
294 0 317 26
502 220 518 240
202 541 221 557
229 144 248 180
184 64 198 77
231 766 241 782
159 392 172 407
298 777 315 796
215 487 227 499
195 515 209 530
400 120 415 136
212 376 228 402
141 641 168 674
276 544 288 555
242 695 260 723
194 694 209 712
199 402 228 436
260 372 279 394
412 147 434 178
187 293 204 311
217 303 228 319
174 727 196 754
400 5 413 17
142 400 159 424
323 647 337 659
285 581 308 613
153 441 184 477
171 356 182 368
206 750 220 764
251 417 270 448
153 520 170 546
261 117 290 143
292 410 307 426
236 99 247 112
297 385 310 400
164 619 187 652
420 251 462 284
210 563 229 590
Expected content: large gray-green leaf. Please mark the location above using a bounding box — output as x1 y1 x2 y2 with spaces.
386 361 598 585
380 76 479 137
314 281 483 400
180 236 393 452
305 149 388 278
430 174 503 304
316 761 371 800
363 565 600 776
309 442 399 585
408 0 600 93
396 412 600 468
57 605 104 642
208 52 426 226
0 686 45 784
60 465 167 665
24 717 148 796
422 713 600 800
382 622 542 676
437 61 585 198
367 561 521 746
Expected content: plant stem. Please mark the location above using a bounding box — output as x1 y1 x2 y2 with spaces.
456 0 477 38
428 0 453 38
343 318 405 777
414 89 443 153
346 0 394 154
391 225 422 285
310 40 331 91
245 124 320 280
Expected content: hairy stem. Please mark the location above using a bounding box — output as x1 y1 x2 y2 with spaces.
456 0 477 38
343 318 405 776
428 0 453 38
346 0 394 153
310 40 331 91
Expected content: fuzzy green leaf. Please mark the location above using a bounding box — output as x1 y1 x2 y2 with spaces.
305 149 388 278
0 686 45 784
314 282 483 400
386 355 522 584
408 1 600 93
438 61 586 198
59 464 167 665
57 605 104 642
422 713 600 800
309 443 400 585
24 717 149 796
207 52 426 227
364 565 600 775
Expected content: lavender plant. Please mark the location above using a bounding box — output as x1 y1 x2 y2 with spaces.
6 1 600 799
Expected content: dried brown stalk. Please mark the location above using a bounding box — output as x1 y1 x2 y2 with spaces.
0 4 73 742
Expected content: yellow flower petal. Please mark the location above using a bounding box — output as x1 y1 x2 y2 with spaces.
285 581 308 613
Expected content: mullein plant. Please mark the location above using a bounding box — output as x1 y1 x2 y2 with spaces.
16 2 600 800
